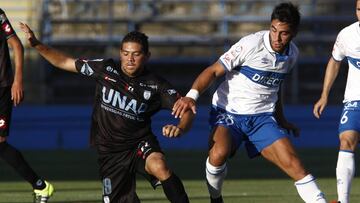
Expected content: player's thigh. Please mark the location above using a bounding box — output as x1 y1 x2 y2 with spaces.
98 151 139 203
261 137 297 163
261 137 306 177
0 86 12 139
338 103 360 150
243 114 287 158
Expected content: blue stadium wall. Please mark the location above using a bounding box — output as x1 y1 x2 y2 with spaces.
8 105 342 150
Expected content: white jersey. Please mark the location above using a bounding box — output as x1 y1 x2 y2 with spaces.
213 30 299 115
332 22 360 103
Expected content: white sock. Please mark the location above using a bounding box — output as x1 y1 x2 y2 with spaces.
336 150 355 203
295 174 326 203
205 157 227 198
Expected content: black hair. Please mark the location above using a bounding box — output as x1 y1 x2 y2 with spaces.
121 31 149 54
271 2 301 31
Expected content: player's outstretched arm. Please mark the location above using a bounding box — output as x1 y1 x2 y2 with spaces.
172 61 225 118
19 22 77 73
313 57 341 119
163 110 194 138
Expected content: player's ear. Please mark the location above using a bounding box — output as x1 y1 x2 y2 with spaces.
146 51 151 59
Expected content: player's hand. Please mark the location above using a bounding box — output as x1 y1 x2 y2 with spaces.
162 124 183 138
313 97 328 119
19 22 40 47
282 121 300 137
11 80 24 106
172 97 196 118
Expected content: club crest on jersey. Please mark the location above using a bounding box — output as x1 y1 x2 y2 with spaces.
0 118 6 129
261 57 271 64
143 90 151 100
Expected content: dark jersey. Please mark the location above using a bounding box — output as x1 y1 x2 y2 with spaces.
0 9 15 87
75 58 181 153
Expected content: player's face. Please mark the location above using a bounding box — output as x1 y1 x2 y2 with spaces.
120 42 149 77
269 19 295 53
356 0 360 22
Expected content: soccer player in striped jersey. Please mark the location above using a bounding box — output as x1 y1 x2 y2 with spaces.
313 1 360 203
173 2 326 203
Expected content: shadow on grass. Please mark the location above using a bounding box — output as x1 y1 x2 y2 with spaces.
0 148 354 181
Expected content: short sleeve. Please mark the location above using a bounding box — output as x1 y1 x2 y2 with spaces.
158 79 181 110
75 58 107 78
332 31 346 62
0 9 16 39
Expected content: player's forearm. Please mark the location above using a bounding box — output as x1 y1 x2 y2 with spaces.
177 110 194 133
274 88 287 123
320 58 341 98
191 62 224 95
34 43 77 73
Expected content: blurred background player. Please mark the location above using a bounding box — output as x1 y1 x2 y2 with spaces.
20 22 194 203
0 8 54 203
172 2 327 203
313 1 360 202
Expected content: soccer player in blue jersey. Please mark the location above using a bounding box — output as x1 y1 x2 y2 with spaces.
0 8 53 203
172 2 327 203
313 1 360 203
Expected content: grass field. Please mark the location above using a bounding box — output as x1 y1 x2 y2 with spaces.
0 149 359 202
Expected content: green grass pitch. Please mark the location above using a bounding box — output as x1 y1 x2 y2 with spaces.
0 149 359 202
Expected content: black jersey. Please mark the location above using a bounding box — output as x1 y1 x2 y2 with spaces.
75 58 181 153
0 9 15 87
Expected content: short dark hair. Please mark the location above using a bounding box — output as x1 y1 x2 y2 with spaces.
271 2 301 31
121 31 149 54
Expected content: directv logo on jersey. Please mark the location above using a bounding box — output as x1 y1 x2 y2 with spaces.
252 73 282 87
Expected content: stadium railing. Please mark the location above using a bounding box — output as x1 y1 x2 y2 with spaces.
30 0 356 104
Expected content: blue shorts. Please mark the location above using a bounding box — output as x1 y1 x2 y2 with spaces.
338 101 360 134
209 107 288 158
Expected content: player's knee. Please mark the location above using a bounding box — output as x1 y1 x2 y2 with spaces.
339 135 358 151
209 150 228 166
0 136 6 143
146 157 171 180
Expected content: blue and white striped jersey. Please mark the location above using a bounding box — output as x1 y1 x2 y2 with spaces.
213 30 299 114
332 22 360 103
